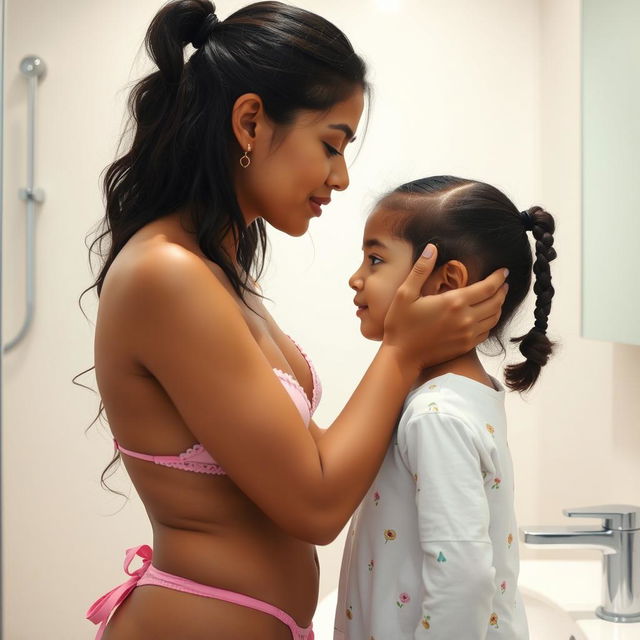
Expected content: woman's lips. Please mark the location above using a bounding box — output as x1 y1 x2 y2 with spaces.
355 305 368 317
309 196 331 217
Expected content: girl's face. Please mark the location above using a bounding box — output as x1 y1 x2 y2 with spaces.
349 207 472 341
349 207 416 341
235 89 364 237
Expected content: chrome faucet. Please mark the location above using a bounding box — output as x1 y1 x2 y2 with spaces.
520 504 640 623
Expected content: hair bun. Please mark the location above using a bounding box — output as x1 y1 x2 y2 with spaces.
191 12 219 48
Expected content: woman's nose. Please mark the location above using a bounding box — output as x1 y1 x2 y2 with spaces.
327 157 350 192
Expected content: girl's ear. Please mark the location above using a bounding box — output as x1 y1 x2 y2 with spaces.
421 260 469 296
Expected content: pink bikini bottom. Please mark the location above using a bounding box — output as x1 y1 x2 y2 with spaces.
87 544 315 640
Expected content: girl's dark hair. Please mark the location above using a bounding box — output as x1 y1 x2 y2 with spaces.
380 176 557 393
79 0 367 493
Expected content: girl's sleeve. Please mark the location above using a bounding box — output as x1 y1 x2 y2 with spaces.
399 411 496 639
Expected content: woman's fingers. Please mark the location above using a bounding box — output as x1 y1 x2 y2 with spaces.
398 244 438 300
474 312 502 341
470 282 509 322
459 268 509 307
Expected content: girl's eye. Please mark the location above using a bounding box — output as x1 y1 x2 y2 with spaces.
323 142 343 157
368 255 383 266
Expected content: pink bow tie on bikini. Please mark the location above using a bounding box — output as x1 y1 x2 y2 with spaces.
87 542 315 640
86 544 152 639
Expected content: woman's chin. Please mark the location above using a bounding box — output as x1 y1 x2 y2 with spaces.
269 217 310 237
291 224 310 237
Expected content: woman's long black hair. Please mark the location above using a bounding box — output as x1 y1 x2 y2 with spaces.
380 176 557 393
78 0 367 493
89 0 367 303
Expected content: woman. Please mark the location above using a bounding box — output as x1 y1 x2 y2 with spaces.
85 2 508 639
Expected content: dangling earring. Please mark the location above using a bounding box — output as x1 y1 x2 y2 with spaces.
240 143 251 169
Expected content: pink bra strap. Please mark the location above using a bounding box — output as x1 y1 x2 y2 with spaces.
86 544 152 640
113 439 154 462
113 438 185 465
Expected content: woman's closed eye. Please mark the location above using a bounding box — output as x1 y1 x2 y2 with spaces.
323 142 343 157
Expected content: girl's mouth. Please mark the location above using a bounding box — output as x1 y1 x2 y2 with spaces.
309 199 322 216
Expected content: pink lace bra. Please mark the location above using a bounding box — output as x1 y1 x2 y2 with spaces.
113 338 322 476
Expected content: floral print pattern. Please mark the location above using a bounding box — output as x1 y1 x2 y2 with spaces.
335 376 525 639
384 529 397 543
396 592 411 608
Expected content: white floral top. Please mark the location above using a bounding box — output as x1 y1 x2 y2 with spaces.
334 373 529 639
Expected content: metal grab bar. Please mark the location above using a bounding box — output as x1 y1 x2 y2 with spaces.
3 55 46 353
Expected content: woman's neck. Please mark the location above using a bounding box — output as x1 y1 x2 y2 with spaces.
413 349 495 391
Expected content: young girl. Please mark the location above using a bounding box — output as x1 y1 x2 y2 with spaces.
84 3 509 639
335 175 557 639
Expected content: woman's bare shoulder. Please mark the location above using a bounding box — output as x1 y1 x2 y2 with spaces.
104 237 232 307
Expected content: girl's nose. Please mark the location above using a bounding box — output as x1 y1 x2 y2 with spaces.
349 270 363 291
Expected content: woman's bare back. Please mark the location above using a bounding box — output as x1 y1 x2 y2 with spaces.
96 215 320 639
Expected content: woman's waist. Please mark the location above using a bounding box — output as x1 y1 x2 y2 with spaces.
149 523 320 617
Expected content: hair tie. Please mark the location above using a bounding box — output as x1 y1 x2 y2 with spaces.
191 13 220 48
519 210 535 231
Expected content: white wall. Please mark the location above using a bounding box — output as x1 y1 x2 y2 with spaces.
3 1 639 638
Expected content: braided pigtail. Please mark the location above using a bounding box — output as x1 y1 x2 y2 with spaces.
505 206 557 392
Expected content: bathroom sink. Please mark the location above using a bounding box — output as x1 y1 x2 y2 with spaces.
521 586 587 640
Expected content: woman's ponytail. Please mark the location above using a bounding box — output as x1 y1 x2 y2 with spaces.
146 0 215 84
505 206 557 392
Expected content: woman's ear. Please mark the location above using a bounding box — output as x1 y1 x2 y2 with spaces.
421 260 469 296
231 93 268 150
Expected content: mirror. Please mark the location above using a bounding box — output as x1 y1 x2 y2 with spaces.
582 0 640 345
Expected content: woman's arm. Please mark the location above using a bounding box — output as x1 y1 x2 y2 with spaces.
122 243 507 545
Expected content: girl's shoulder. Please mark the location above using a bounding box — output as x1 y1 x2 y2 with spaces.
402 374 469 418
400 373 505 435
